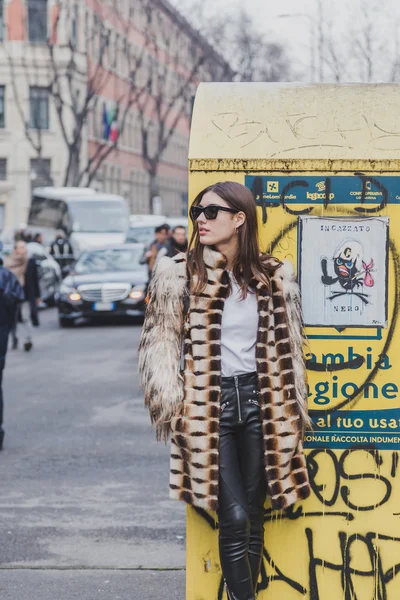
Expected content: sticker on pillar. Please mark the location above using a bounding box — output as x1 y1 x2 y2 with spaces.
299 216 388 328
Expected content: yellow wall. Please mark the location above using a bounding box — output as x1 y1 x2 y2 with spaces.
186 84 400 600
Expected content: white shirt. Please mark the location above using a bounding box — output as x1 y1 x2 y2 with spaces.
220 272 258 377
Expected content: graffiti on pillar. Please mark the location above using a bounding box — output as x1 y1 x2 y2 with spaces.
194 446 400 600
250 172 399 599
298 216 388 327
186 172 400 600
247 174 392 225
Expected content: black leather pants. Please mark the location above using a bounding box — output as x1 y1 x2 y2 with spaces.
218 371 267 600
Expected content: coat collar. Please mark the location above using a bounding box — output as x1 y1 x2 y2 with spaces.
201 245 271 297
202 245 227 270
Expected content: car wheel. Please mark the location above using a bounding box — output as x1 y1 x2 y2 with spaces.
59 317 74 328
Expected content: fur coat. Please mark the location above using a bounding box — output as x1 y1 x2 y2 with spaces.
138 246 311 511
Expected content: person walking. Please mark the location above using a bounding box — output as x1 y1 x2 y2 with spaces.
0 257 24 450
5 241 41 351
139 181 311 600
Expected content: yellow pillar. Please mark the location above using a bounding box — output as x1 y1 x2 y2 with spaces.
186 83 400 599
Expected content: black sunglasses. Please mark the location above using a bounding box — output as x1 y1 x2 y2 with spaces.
190 204 238 221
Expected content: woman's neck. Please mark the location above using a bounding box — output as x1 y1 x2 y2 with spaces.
215 238 238 270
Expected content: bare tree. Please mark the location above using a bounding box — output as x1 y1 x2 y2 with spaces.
352 2 382 83
177 1 293 82
229 9 292 82
314 0 400 83
6 0 149 187
137 0 231 210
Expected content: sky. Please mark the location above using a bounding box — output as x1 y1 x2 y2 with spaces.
172 0 400 82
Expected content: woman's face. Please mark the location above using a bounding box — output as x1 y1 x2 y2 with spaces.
15 241 27 257
194 191 243 246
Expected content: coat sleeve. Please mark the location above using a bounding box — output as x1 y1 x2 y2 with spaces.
276 260 312 431
2 269 24 329
138 255 187 442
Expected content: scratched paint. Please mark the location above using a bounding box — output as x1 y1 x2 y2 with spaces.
189 83 400 160
187 84 400 600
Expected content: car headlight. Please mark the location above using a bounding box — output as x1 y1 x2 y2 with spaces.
129 284 145 300
69 292 81 301
59 283 81 301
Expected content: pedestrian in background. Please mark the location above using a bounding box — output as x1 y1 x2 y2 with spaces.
14 227 27 242
139 181 311 600
165 225 188 258
49 229 74 259
34 232 44 245
4 241 41 352
49 230 74 278
153 225 188 267
0 256 24 450
146 224 170 276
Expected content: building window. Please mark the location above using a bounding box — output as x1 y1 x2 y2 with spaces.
28 0 48 43
0 86 4 128
84 10 89 43
0 0 4 42
114 34 120 70
0 159 6 180
71 4 78 48
30 87 49 129
30 158 52 189
110 165 115 192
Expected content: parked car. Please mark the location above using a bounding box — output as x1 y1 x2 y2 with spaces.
56 244 147 327
129 214 167 225
27 242 62 306
125 223 159 246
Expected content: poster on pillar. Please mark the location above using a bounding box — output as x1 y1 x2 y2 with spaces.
298 216 389 328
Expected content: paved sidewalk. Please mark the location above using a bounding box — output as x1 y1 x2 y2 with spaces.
1 568 185 600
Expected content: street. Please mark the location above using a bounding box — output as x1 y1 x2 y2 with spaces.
0 309 185 600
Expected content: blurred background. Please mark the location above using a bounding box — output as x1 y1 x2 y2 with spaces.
0 0 399 233
0 1 398 598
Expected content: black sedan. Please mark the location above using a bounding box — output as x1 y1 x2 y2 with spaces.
56 244 148 327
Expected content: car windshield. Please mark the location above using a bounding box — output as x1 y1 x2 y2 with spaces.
125 226 155 244
75 248 145 274
69 200 128 233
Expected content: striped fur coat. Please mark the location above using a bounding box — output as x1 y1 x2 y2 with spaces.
138 246 311 511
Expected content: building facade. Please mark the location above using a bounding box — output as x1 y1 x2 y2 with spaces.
0 0 230 231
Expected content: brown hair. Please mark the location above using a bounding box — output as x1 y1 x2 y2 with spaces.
187 181 272 297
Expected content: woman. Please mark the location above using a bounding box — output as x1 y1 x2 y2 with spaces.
138 181 311 600
5 241 40 351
